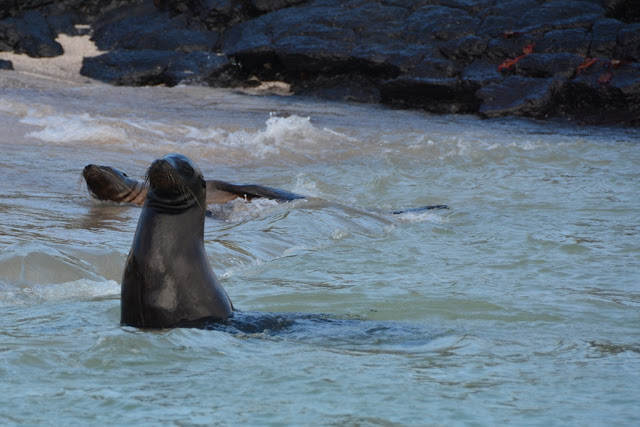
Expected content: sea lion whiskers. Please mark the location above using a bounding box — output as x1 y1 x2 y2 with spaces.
183 182 204 210
175 169 205 212
142 169 151 190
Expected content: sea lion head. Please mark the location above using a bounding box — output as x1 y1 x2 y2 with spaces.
145 153 206 212
83 164 139 202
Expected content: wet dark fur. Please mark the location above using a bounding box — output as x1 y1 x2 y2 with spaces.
83 164 448 213
121 154 233 328
83 164 146 204
83 164 304 206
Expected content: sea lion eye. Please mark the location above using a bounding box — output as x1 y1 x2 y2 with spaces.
123 173 128 177
181 164 194 176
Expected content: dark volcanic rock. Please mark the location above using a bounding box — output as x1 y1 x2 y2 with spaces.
485 34 540 61
81 50 231 86
478 15 519 38
617 23 640 61
552 76 640 125
380 77 480 114
535 28 590 55
292 73 383 103
405 5 479 42
46 10 84 36
544 58 640 125
252 0 309 13
440 35 488 63
0 10 63 57
604 0 640 23
93 11 220 53
477 76 564 118
514 53 584 79
155 0 309 30
0 59 13 70
517 0 604 32
91 3 220 52
410 53 462 79
461 59 503 86
589 18 625 58
0 1 54 19
1 0 639 125
0 1 142 21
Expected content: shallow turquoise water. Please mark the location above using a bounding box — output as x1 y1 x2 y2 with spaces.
0 72 638 425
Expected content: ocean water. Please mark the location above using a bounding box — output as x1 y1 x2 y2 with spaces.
0 71 638 426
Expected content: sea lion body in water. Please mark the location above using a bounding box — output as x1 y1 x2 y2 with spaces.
83 164 304 205
121 154 233 328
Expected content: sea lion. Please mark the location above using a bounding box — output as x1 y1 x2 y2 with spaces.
83 164 147 205
84 164 449 213
121 153 233 328
83 164 304 205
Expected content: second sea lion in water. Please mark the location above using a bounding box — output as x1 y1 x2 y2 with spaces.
83 164 147 205
83 164 448 213
121 154 233 328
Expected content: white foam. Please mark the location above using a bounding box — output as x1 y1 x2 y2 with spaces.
261 114 315 145
292 174 320 197
220 114 348 159
330 228 351 240
140 114 324 156
184 125 229 142
392 210 449 224
22 113 127 143
0 98 50 118
404 132 555 160
15 110 346 161
208 197 283 222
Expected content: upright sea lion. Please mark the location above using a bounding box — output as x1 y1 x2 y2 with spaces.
83 164 304 205
120 154 233 328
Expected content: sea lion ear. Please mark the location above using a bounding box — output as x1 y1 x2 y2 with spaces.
202 178 206 189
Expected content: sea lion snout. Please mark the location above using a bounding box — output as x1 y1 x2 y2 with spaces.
147 158 177 193
147 154 203 197
83 164 98 178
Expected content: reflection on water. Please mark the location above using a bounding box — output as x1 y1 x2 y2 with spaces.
0 72 639 425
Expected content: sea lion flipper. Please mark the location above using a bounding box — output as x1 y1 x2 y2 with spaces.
390 205 449 215
206 180 305 203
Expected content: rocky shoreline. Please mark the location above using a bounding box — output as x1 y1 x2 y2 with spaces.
1 0 638 125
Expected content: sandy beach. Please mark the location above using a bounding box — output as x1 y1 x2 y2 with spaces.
0 31 102 84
